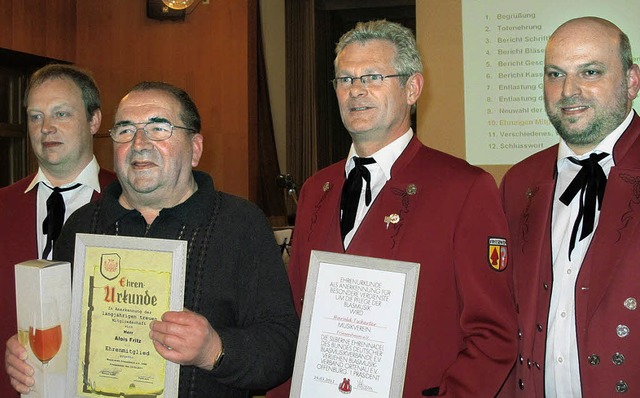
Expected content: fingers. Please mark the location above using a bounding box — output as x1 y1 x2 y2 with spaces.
6 335 27 361
8 365 33 394
149 310 222 369
149 313 182 352
5 335 34 393
149 310 204 349
151 338 179 363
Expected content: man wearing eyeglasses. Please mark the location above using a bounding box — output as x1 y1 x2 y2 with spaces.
5 81 299 397
0 64 115 397
268 20 516 397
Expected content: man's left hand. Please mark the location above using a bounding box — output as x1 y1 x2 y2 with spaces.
149 309 222 370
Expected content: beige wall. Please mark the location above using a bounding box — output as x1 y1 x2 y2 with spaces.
260 0 287 174
261 2 508 184
416 2 511 184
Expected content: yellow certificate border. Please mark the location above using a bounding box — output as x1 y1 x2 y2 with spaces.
66 234 187 398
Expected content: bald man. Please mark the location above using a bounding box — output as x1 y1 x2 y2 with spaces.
500 17 640 397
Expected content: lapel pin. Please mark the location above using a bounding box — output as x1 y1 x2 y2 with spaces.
406 184 417 195
526 187 537 198
384 213 400 229
323 182 331 192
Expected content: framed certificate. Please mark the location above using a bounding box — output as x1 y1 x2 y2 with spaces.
291 250 420 397
66 234 187 398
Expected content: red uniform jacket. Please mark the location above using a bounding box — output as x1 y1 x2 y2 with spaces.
0 168 115 397
270 137 517 397
500 112 640 397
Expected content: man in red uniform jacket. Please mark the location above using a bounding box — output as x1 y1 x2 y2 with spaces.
269 20 517 397
0 64 115 396
500 17 640 397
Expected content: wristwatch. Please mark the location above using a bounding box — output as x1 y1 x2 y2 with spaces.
212 344 225 370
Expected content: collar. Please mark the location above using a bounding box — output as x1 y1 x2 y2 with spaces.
24 156 102 193
345 128 413 180
557 110 633 168
101 170 217 227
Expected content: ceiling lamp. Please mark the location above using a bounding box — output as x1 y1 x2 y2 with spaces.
161 0 195 10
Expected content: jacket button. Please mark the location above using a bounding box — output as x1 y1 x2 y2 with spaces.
519 379 525 390
537 323 543 332
518 329 523 339
588 354 600 365
612 352 625 366
543 282 549 290
624 297 637 310
617 324 630 338
615 380 628 393
527 359 532 368
519 354 524 364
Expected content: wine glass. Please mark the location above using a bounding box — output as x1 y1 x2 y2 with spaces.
29 299 62 367
17 328 29 348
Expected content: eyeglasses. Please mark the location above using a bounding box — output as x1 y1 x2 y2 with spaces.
109 121 196 143
331 74 409 90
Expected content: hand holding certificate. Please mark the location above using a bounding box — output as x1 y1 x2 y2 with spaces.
66 234 187 398
149 309 224 371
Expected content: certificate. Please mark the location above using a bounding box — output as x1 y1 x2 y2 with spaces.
291 250 420 397
66 234 187 398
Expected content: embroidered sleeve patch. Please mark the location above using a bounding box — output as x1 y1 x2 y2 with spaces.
488 237 508 272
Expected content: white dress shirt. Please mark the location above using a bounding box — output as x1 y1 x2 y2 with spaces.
342 129 413 248
545 110 633 397
24 156 103 260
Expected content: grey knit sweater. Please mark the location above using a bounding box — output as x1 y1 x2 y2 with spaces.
56 171 299 397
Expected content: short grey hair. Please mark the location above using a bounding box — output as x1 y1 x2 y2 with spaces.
334 20 423 86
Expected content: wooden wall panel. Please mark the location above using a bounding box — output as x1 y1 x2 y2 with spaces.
0 0 256 198
75 0 256 199
0 0 76 61
0 1 13 49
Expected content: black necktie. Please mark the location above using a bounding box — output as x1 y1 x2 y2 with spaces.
559 152 608 259
42 183 82 259
340 157 376 241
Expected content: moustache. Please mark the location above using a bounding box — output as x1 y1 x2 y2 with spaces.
555 97 591 107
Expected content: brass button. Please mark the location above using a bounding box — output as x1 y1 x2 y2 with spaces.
406 184 417 195
615 380 628 393
612 352 625 366
588 354 600 365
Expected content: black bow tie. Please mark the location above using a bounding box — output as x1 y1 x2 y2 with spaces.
340 157 376 241
559 152 608 259
42 183 82 258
